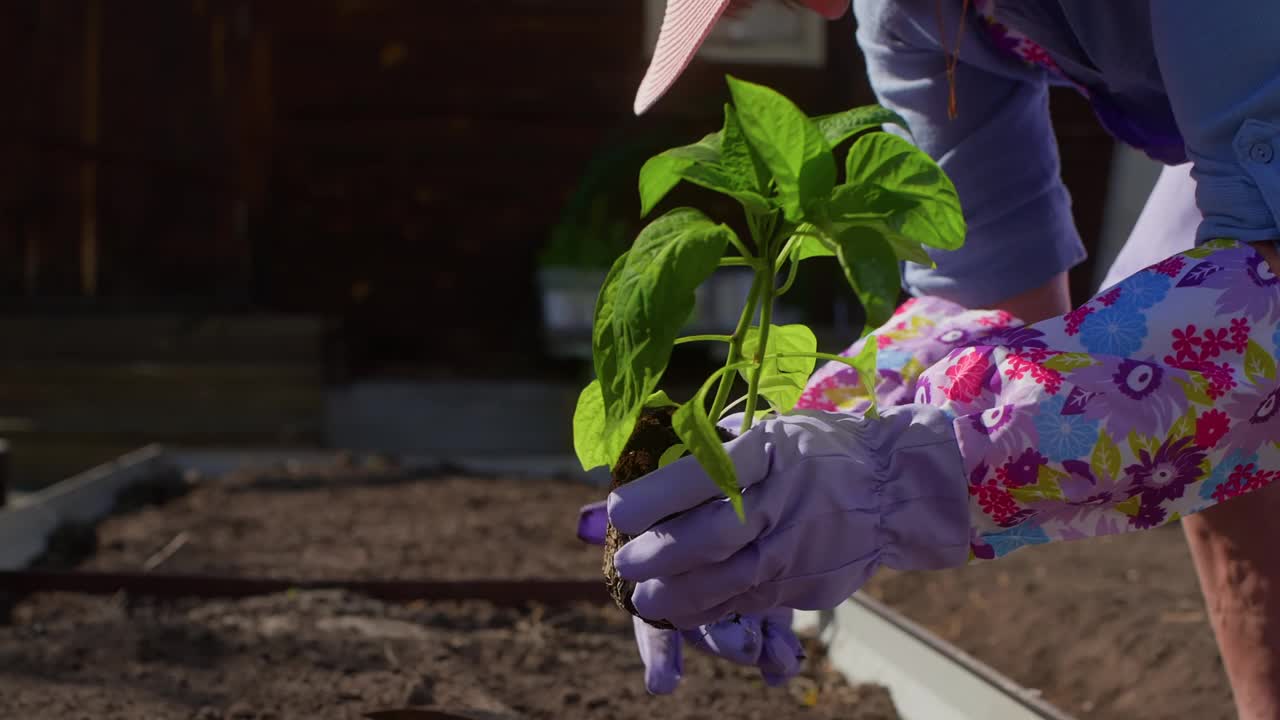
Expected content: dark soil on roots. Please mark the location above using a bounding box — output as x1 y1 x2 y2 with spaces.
603 407 735 631
0 458 900 720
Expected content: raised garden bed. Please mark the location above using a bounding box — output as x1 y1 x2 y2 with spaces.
863 525 1233 720
0 456 899 720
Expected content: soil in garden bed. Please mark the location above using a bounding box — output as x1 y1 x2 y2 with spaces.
57 461 605 580
2 459 900 720
864 523 1234 720
2 590 896 720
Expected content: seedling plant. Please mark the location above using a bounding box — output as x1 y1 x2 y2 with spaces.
571 76 965 621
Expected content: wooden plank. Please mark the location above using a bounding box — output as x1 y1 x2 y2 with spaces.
79 0 102 297
0 570 611 606
0 2 41 297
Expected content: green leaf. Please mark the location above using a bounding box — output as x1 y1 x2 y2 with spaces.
658 443 688 468
722 104 772 198
589 254 646 465
1091 429 1121 481
572 380 612 471
645 390 678 408
673 367 747 521
812 105 909 149
639 150 771 219
726 75 835 222
785 224 836 262
739 324 819 413
850 337 881 419
638 133 712 216
828 181 934 266
1245 339 1277 383
832 224 902 328
883 233 936 267
593 208 734 465
1042 352 1098 372
638 112 772 218
794 235 835 261
835 133 965 251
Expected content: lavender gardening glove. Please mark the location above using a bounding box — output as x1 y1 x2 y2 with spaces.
578 501 805 694
607 405 971 629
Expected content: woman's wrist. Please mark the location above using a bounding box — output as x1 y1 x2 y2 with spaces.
984 271 1072 324
963 244 1269 323
1251 240 1280 276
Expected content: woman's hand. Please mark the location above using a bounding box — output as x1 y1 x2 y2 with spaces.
606 406 971 629
630 609 804 694
578 501 806 693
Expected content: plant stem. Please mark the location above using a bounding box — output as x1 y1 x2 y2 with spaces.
675 334 733 345
718 393 749 417
775 235 800 270
740 260 775 435
708 268 762 422
719 257 754 268
726 226 754 259
767 350 862 367
776 252 801 297
782 223 828 248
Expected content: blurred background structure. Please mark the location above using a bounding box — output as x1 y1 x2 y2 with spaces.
0 0 1144 489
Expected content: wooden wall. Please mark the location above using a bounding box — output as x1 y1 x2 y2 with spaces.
249 0 877 378
2 0 262 304
1 1 1114 378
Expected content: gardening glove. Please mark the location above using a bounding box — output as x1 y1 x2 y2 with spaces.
606 405 971 629
578 501 806 693
630 607 804 694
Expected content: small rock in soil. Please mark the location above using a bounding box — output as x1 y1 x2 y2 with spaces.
405 677 435 706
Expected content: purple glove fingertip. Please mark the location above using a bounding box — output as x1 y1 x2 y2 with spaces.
577 500 608 545
758 616 806 685
681 614 763 666
632 617 683 695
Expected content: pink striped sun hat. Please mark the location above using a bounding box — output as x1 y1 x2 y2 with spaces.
634 0 849 115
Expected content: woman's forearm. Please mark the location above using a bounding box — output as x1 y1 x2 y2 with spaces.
796 274 1071 415
800 239 1280 562
919 239 1280 560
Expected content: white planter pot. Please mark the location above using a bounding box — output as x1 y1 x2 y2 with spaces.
694 268 808 361
537 267 609 358
537 266 808 360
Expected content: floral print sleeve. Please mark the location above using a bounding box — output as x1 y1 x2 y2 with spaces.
798 239 1280 563
797 298 1020 414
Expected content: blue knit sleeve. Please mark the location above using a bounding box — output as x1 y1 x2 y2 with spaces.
851 0 1087 309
